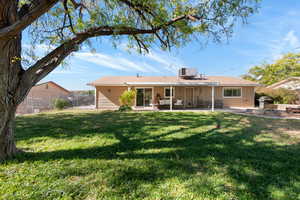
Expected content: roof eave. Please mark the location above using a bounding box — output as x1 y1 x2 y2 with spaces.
88 83 261 87
87 83 127 87
125 82 221 86
220 84 261 87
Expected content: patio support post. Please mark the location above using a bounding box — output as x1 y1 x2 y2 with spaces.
170 86 173 111
211 86 215 112
152 87 154 110
94 87 97 109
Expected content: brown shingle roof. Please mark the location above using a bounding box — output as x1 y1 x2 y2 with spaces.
267 77 300 89
88 76 259 86
35 81 71 94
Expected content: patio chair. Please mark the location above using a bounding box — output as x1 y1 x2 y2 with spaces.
174 99 184 109
174 99 183 106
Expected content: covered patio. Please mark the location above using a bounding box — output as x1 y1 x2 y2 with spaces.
126 82 221 112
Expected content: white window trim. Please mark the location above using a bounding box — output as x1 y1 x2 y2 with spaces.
222 87 242 98
164 87 175 98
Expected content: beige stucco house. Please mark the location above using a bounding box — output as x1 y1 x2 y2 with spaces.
88 69 260 111
17 81 71 114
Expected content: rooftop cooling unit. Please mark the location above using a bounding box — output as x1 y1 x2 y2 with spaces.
178 68 198 79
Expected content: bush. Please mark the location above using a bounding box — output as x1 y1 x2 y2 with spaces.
118 105 132 112
256 88 299 104
53 98 71 110
119 90 136 106
119 90 136 111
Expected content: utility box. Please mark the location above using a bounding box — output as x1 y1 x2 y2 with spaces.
178 68 198 79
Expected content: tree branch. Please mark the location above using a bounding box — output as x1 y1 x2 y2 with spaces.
25 14 194 85
63 0 76 34
0 0 59 39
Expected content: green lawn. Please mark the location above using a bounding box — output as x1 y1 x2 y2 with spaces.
1 110 300 200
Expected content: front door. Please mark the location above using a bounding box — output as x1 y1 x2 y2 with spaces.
185 87 194 107
136 88 153 107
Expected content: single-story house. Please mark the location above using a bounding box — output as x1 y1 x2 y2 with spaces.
88 68 260 111
17 81 71 114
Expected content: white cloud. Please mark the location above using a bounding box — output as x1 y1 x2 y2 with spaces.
72 48 187 74
115 40 186 73
73 52 160 72
51 70 81 74
268 30 300 60
23 43 187 75
284 30 300 48
143 51 185 74
138 62 161 73
74 52 129 71
117 57 150 72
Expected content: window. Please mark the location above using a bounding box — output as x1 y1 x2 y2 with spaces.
164 88 174 98
223 88 241 97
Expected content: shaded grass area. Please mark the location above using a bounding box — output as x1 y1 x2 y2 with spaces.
1 110 300 200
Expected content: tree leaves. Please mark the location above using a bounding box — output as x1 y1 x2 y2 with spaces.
25 0 260 53
243 53 300 85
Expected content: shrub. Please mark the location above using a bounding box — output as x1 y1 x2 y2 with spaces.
256 88 299 104
119 90 136 111
118 105 132 112
53 98 71 110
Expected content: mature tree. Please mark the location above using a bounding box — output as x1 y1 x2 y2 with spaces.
243 52 300 85
0 0 260 160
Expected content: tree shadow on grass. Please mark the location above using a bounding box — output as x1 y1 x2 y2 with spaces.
15 111 215 142
12 111 300 199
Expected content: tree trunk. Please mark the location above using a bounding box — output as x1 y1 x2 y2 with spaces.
0 35 23 160
0 1 27 160
0 107 18 160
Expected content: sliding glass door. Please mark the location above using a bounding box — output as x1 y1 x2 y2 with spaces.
136 88 144 106
136 88 153 107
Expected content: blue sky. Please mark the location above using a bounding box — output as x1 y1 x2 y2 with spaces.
38 1 300 90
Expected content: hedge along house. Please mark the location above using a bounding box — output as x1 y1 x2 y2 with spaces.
88 68 260 111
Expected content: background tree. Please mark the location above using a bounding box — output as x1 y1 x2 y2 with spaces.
0 0 260 160
243 52 300 85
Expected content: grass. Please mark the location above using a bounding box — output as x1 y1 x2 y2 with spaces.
1 110 300 200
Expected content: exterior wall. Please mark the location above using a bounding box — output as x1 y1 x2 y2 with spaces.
17 82 70 114
95 85 255 110
153 86 255 108
96 86 127 109
221 87 255 107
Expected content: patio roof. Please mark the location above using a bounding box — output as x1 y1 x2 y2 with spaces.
124 82 220 86
88 76 260 87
